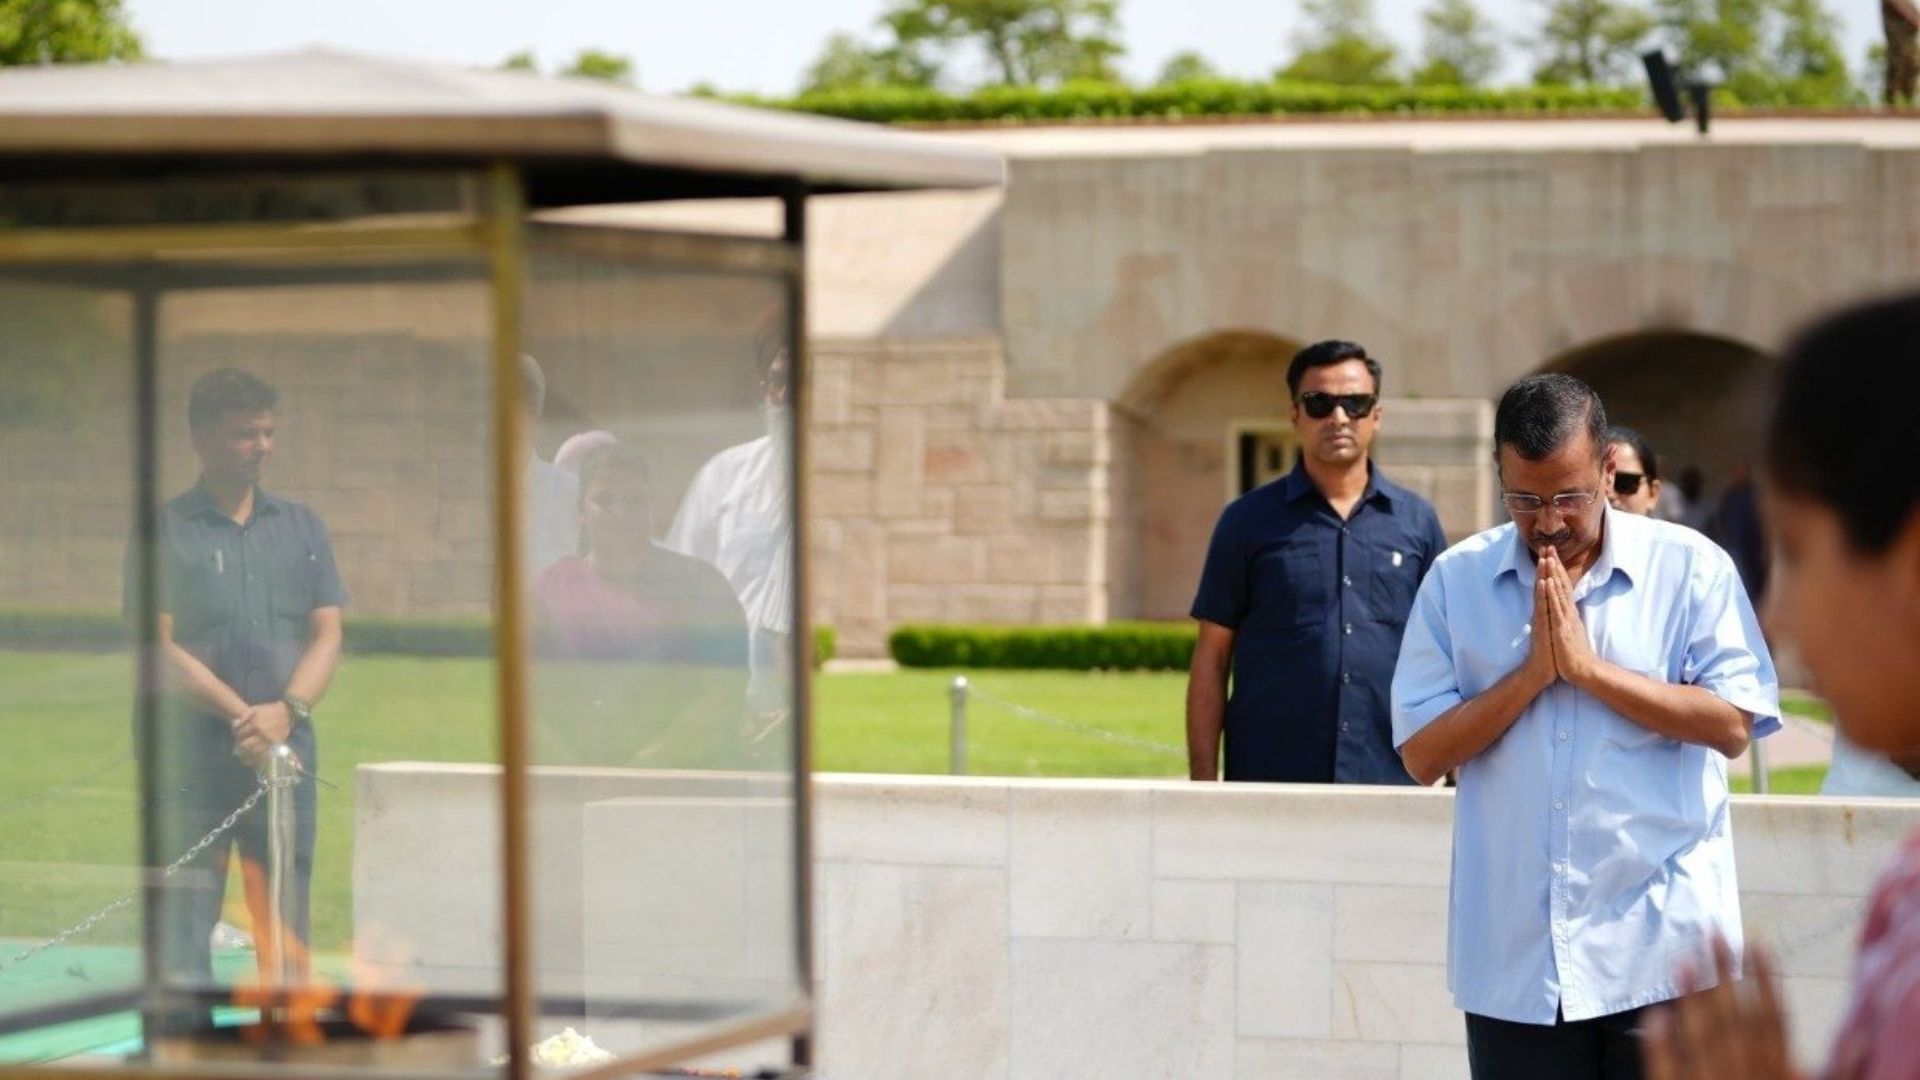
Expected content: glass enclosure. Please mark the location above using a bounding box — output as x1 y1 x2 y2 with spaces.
0 170 808 1076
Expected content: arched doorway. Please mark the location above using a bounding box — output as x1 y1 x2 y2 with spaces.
1540 331 1773 508
1111 329 1301 621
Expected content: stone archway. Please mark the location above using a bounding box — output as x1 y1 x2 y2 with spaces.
1540 330 1773 506
1110 329 1302 622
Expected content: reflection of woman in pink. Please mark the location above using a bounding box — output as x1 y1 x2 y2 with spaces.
534 444 746 666
532 444 750 767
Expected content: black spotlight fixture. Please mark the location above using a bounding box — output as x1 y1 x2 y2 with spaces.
1642 49 1713 135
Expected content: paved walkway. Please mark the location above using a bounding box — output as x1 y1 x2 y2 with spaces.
1734 713 1834 771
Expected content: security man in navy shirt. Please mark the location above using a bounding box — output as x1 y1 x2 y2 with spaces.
125 368 345 1015
1187 341 1449 784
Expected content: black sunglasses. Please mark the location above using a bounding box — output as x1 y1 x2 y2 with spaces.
1613 472 1646 496
1298 391 1378 420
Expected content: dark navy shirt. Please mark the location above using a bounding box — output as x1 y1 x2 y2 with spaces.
124 486 347 725
1191 460 1448 784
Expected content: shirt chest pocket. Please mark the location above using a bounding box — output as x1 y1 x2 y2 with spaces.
1254 544 1330 629
161 541 232 640
268 543 319 621
1364 540 1421 624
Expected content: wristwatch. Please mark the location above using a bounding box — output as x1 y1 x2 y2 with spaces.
283 694 313 726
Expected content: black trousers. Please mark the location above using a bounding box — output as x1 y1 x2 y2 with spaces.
147 718 317 1033
1466 1007 1647 1080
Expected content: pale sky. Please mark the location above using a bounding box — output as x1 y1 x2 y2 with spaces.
125 0 1882 96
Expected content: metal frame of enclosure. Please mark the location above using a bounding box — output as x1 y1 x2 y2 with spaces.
0 50 999 1080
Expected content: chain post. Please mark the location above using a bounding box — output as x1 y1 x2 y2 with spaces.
949 675 969 776
264 743 299 993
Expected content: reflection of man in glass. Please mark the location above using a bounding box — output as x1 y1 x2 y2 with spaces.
664 338 793 720
534 444 748 763
125 368 345 1017
521 353 581 574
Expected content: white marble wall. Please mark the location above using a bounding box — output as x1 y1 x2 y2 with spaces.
356 767 1915 1079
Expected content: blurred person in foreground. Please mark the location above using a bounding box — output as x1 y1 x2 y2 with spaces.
1392 373 1779 1079
1643 293 1920 1079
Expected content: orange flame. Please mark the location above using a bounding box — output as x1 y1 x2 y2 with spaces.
228 858 424 1044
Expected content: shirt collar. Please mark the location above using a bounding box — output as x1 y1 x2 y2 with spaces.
1280 458 1396 510
180 482 283 522
1495 506 1643 592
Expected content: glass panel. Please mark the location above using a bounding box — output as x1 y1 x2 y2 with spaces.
0 175 515 1071
140 254 506 1072
0 280 142 1055
520 225 802 1072
0 182 810 1076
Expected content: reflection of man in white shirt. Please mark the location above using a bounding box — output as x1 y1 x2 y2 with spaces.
665 346 792 714
521 354 580 574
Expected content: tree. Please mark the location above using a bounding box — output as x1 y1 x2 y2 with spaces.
1764 0 1854 101
1155 49 1223 84
1530 0 1655 85
499 50 538 72
801 29 940 92
0 0 141 65
1861 39 1887 104
877 0 1124 86
1414 0 1503 85
1652 0 1854 104
1652 0 1766 81
560 49 635 85
1278 0 1401 85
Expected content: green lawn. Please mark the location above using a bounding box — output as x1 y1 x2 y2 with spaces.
816 669 1186 777
0 650 1830 958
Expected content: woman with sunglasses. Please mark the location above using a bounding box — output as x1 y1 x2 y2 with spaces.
1606 426 1664 517
1642 293 1920 1079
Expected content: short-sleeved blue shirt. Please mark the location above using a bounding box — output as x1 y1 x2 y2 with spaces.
124 485 348 724
1191 460 1447 784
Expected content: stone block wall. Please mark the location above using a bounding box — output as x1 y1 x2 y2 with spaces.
1369 398 1497 540
814 776 1899 1080
355 767 1904 1080
807 337 1113 657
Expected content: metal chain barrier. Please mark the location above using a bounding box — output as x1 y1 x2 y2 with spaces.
964 684 1186 760
0 771 292 978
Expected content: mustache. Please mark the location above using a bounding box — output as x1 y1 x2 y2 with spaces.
1530 529 1573 547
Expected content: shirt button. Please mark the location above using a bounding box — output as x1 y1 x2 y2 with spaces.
1343 622 1353 635
1342 575 1353 588
1340 721 1349 732
1341 671 1351 685
1553 800 1564 811
1558 731 1571 741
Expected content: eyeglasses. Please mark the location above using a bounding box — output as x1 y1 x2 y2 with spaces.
1297 391 1378 420
1501 491 1600 516
1613 472 1646 496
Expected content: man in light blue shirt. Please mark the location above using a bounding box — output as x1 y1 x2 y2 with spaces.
1392 374 1779 1080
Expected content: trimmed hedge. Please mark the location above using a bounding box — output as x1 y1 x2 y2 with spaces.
889 621 1196 671
0 607 839 667
740 79 1649 125
0 607 131 651
343 615 493 657
0 607 496 656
